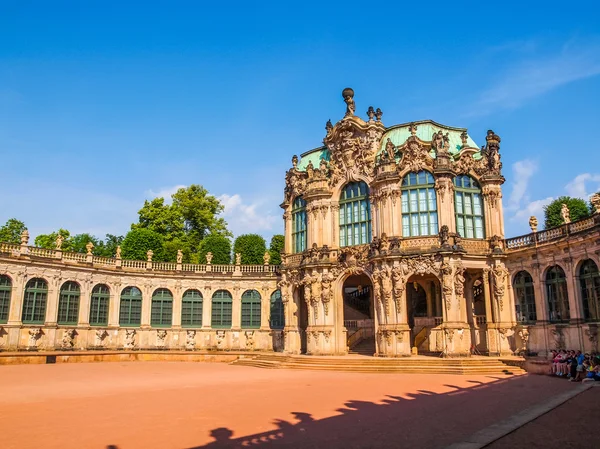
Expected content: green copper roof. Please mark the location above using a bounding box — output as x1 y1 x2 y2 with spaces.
379 120 479 156
295 120 481 172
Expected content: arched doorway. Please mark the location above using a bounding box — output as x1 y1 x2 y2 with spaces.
342 273 374 355
407 276 442 352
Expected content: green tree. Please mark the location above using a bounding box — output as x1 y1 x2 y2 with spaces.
132 185 231 260
34 229 73 250
233 234 267 265
121 228 165 261
163 237 193 263
0 218 27 244
70 233 101 254
198 234 231 264
96 234 124 258
543 196 590 229
268 234 284 265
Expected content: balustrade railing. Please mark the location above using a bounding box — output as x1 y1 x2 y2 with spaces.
153 262 177 271
121 259 147 269
28 247 56 258
63 252 86 262
475 315 487 325
0 242 20 253
92 256 116 266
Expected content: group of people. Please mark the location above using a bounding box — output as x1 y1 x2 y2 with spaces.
550 349 600 382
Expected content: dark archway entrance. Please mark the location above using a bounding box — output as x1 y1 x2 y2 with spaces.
298 288 308 354
342 274 374 355
407 276 442 352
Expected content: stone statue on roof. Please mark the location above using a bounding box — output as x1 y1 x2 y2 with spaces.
342 87 355 117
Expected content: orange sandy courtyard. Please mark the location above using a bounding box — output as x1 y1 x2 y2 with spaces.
0 362 572 449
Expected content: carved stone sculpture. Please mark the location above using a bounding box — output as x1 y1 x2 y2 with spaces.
492 263 509 311
21 229 30 245
439 225 450 248
263 251 270 265
321 272 333 316
28 328 41 349
441 263 453 309
561 203 571 224
551 328 564 350
115 245 121 259
124 329 136 349
518 328 530 353
86 241 94 255
94 329 108 347
55 234 64 250
177 249 183 264
186 330 196 350
235 253 241 265
591 193 600 214
245 330 255 350
454 263 465 299
529 216 538 232
342 87 355 117
146 250 153 262
215 330 225 349
61 329 75 349
205 252 213 264
156 329 167 348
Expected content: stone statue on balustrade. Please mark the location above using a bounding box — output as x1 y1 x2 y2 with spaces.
146 250 153 262
86 241 94 255
529 216 538 232
115 245 121 259
20 229 29 245
205 252 213 264
177 249 183 264
235 253 241 265
55 234 64 250
561 203 571 224
263 251 271 265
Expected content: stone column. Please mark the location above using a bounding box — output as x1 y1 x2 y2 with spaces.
140 284 152 328
7 272 26 325
260 287 270 330
201 286 212 329
283 211 292 254
231 287 241 330
481 182 504 238
45 277 61 325
331 204 340 248
172 286 183 328
77 281 92 327
531 265 548 322
435 176 456 233
108 282 121 327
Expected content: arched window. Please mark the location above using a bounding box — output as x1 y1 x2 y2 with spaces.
211 290 232 329
182 289 203 327
58 281 80 325
454 175 485 239
401 171 438 237
119 286 142 327
513 271 537 322
270 290 284 329
546 266 569 322
151 288 173 327
241 289 261 329
90 284 110 326
22 278 48 324
0 275 11 324
339 181 372 247
580 260 600 322
292 197 307 253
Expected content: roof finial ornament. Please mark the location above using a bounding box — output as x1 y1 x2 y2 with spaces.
408 122 417 136
367 106 375 121
342 87 355 117
375 108 383 121
325 119 333 134
460 131 468 147
291 155 298 169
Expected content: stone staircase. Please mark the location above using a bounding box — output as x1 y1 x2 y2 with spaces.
231 353 526 375
348 337 376 356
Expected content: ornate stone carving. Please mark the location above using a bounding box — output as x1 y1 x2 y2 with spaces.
454 263 465 299
245 330 255 350
518 328 530 353
561 203 571 224
215 330 226 350
490 235 503 253
492 263 509 311
156 329 167 348
585 325 598 345
482 184 502 208
444 328 455 343
434 177 453 201
205 252 213 264
27 328 42 349
391 262 409 314
186 330 196 350
61 329 76 349
321 272 333 316
407 254 441 277
177 249 183 264
380 265 393 317
21 229 29 245
394 330 404 343
235 253 241 265
146 250 153 262
284 167 308 202
551 327 565 349
439 225 450 248
441 263 453 310
124 329 136 349
94 329 108 347
343 87 355 117
322 330 331 343
529 216 538 232
591 193 600 214
86 241 94 255
55 234 64 250
115 245 121 259
397 136 434 174
263 251 271 265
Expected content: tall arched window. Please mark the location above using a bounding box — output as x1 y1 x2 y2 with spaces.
401 171 438 237
292 197 307 253
119 286 142 327
182 289 203 327
270 290 284 329
546 266 570 322
151 288 173 327
90 284 110 326
241 289 261 329
580 259 600 322
513 271 537 322
454 175 485 239
58 281 80 325
0 275 11 324
339 181 371 247
211 290 232 329
22 278 48 324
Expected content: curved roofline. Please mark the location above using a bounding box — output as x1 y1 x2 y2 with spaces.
384 119 467 134
300 145 327 158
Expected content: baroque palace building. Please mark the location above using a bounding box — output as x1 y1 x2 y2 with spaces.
1 88 599 357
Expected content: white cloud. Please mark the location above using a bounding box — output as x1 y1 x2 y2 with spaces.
507 159 538 210
472 39 600 114
144 185 187 204
565 173 600 198
218 193 279 237
512 196 554 224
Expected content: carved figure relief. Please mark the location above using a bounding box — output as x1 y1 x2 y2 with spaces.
245 331 255 350
186 330 196 350
94 329 108 347
55 235 64 250
61 329 75 349
454 263 465 299
529 216 538 232
156 329 167 348
124 329 136 349
492 263 509 311
561 203 571 224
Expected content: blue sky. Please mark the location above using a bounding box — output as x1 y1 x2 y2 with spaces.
1 0 599 242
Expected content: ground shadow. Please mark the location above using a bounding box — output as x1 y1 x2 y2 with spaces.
177 374 563 449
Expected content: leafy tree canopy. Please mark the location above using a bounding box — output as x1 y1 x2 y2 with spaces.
0 218 27 244
198 234 231 265
35 228 72 250
121 228 165 261
234 234 267 265
268 234 284 265
132 185 231 259
543 196 590 229
33 230 124 256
